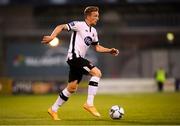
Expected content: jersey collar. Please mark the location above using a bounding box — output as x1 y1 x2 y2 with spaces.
84 21 92 32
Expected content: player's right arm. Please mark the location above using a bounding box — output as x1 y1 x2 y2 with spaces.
42 24 68 44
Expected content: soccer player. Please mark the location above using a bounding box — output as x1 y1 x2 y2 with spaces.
42 6 119 120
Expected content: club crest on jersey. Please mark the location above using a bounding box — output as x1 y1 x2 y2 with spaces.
84 36 93 46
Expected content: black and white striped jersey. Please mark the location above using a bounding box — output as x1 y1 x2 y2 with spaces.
66 21 99 60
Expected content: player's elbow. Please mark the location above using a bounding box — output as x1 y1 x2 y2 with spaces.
56 24 66 30
95 45 101 52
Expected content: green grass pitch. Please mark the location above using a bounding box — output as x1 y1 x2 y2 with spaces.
0 92 180 125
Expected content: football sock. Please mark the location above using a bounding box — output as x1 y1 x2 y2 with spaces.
87 76 100 106
52 88 71 112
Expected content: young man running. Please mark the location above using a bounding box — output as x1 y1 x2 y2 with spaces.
42 6 119 120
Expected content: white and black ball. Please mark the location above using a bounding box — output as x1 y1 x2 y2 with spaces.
109 105 124 119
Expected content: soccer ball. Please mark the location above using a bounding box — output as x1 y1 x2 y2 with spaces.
109 105 124 119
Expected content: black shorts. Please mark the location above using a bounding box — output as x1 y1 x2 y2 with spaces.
67 57 95 83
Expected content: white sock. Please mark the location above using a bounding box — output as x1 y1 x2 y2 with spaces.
51 88 71 112
87 94 95 106
87 76 100 106
51 96 64 112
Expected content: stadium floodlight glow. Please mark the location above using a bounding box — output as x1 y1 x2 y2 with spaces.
166 32 174 43
49 37 60 47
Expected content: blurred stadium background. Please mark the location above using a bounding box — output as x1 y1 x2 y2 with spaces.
1 0 180 125
0 0 180 94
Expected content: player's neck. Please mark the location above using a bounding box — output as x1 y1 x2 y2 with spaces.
85 19 92 27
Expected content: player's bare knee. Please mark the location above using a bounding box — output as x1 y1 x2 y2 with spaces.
67 85 77 93
96 70 102 78
67 81 78 93
90 67 102 78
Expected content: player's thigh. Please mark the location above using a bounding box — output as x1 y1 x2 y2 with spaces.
73 57 95 75
68 66 83 84
89 67 102 77
67 80 79 93
78 58 102 77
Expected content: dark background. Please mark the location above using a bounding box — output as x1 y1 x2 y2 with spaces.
0 0 180 80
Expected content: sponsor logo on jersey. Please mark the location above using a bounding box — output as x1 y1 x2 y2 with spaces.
84 36 93 46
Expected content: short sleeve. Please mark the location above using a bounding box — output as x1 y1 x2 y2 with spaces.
91 29 99 45
66 21 80 31
94 30 98 42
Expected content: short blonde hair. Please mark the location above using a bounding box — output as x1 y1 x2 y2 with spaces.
84 6 99 18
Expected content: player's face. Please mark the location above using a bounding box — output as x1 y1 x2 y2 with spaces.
88 11 99 26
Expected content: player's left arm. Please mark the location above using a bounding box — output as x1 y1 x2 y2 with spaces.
42 24 68 44
94 44 119 56
92 29 119 56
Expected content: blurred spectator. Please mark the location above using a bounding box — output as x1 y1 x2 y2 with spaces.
154 67 168 92
175 78 180 91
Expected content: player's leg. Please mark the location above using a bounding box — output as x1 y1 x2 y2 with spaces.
51 80 78 112
48 65 82 120
83 67 102 117
48 80 78 120
87 67 101 106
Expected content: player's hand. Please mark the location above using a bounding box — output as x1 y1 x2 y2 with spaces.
41 36 54 44
110 48 119 56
